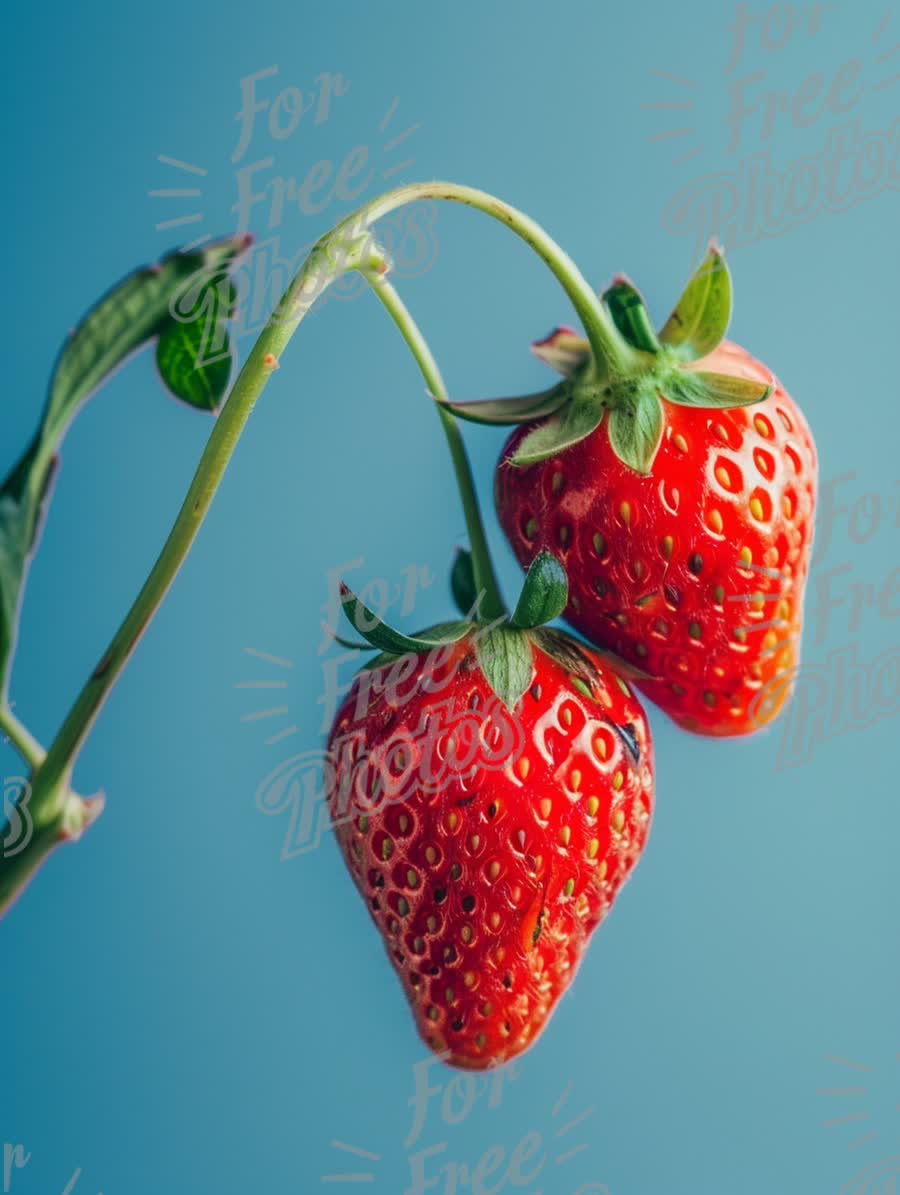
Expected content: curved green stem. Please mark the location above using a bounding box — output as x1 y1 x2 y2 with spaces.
19 230 387 824
364 274 505 622
352 182 635 380
0 705 45 771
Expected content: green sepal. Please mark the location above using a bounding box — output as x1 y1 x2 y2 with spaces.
332 634 377 651
603 277 661 354
511 551 568 629
659 242 732 361
660 369 772 409
531 327 590 376
435 381 570 427
475 625 534 711
362 622 477 673
510 390 605 467
606 386 664 475
340 582 470 656
450 548 478 618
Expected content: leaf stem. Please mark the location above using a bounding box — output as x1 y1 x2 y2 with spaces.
364 274 505 622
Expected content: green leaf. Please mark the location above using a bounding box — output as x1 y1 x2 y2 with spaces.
436 382 570 427
450 548 478 618
659 242 732 362
44 234 247 435
511 551 568 629
660 369 772 409
156 317 232 411
0 234 250 696
155 247 245 411
475 626 534 711
510 391 605 466
606 388 664 475
603 277 660 354
340 583 470 656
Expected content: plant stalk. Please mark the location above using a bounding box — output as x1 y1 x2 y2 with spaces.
364 273 505 622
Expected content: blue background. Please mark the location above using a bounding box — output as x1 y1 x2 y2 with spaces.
2 2 897 1193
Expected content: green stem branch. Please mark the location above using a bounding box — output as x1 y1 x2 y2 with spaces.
364 274 505 621
3 178 629 914
0 705 45 771
353 182 635 380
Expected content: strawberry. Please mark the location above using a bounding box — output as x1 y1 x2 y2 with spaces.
327 553 653 1068
441 247 817 736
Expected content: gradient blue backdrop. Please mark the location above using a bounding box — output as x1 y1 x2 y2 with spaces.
2 2 897 1193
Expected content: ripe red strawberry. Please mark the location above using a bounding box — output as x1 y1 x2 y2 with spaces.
328 556 653 1068
444 248 817 736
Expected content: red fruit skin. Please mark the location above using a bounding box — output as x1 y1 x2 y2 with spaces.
496 341 817 736
327 637 653 1069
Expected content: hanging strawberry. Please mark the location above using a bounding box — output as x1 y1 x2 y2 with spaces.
440 247 817 736
327 551 654 1068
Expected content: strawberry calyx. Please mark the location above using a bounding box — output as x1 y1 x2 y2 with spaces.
338 551 644 712
435 242 773 475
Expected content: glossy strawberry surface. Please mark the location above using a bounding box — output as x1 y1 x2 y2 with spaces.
496 341 817 735
327 633 654 1068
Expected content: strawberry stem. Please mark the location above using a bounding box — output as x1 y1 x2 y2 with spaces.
364 273 506 622
352 182 638 381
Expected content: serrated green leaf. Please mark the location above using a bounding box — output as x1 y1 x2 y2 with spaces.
603 277 660 354
606 388 664 475
659 243 732 361
450 548 477 618
661 369 772 409
341 583 471 656
510 391 605 466
475 626 534 711
0 234 249 696
511 551 568 629
436 381 570 427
